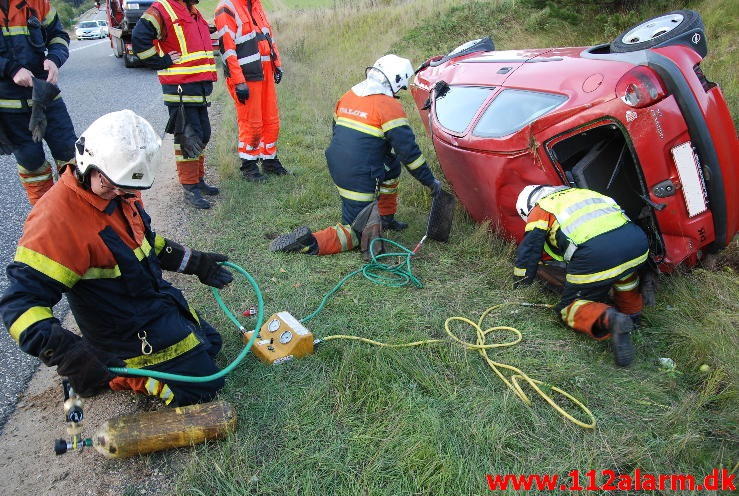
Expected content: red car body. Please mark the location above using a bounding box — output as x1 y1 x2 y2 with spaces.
411 28 738 271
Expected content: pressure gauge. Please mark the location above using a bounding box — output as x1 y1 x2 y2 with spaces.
279 331 293 344
268 319 280 332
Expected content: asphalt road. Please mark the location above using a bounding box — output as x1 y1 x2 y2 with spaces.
0 11 169 429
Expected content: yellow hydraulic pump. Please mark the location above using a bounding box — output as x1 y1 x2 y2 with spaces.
243 311 315 364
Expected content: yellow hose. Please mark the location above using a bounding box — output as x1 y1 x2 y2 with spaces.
322 302 596 429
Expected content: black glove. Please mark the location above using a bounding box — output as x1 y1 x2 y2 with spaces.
274 67 283 84
186 251 233 288
179 123 204 159
512 276 533 289
29 78 61 143
40 324 121 398
0 121 15 155
235 83 249 103
429 179 442 196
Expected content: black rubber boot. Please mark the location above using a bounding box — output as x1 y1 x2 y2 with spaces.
602 308 635 367
198 178 219 196
262 158 290 175
381 214 408 231
183 184 210 209
269 226 318 254
240 159 267 182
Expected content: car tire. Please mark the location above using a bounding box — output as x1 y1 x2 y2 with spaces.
113 36 124 58
611 10 704 53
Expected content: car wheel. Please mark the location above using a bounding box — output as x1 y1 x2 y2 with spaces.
610 10 704 53
113 37 124 58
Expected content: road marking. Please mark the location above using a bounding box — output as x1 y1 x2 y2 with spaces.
70 40 108 52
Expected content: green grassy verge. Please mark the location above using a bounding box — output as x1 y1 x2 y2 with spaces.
174 1 737 494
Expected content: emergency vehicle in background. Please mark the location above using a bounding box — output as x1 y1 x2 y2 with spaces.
104 0 218 68
411 10 738 272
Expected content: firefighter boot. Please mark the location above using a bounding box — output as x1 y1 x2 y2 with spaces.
381 214 408 231
601 308 635 367
262 158 290 176
183 184 211 209
241 159 267 182
269 226 318 254
198 178 220 196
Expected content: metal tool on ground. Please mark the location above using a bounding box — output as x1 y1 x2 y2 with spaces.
54 380 93 455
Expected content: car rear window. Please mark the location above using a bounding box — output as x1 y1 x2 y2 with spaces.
473 89 566 138
80 22 98 28
434 86 494 134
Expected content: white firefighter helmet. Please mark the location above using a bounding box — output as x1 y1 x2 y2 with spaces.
515 185 568 220
366 54 414 95
75 110 161 190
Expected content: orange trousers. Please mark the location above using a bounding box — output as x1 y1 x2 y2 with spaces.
109 376 175 405
313 223 358 255
377 178 399 216
174 146 205 185
559 272 643 340
18 161 54 205
227 63 280 161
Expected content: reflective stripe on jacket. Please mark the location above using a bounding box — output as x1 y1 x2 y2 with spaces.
0 167 202 365
0 0 69 107
214 0 280 83
132 0 216 86
325 89 435 199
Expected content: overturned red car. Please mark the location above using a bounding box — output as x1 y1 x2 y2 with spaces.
411 10 738 270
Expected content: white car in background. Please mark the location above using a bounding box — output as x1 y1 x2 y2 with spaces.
97 20 109 37
75 20 105 40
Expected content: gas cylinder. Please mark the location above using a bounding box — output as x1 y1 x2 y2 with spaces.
93 400 237 458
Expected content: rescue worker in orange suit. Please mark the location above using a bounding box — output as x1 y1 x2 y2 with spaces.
513 185 649 366
0 111 233 405
132 0 219 209
214 0 288 181
269 55 440 257
0 0 76 205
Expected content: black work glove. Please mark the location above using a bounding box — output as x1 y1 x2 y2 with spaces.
40 324 122 398
178 123 204 159
428 179 442 196
274 67 283 84
0 121 15 155
235 83 249 103
512 276 533 289
186 251 233 288
29 78 61 143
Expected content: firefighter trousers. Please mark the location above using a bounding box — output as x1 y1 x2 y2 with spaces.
168 104 211 185
109 316 224 407
2 98 76 204
226 63 279 162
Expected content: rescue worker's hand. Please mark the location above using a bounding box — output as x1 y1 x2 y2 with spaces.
168 51 181 65
44 59 59 85
235 83 249 103
274 67 283 84
12 67 34 87
428 179 442 196
188 251 233 288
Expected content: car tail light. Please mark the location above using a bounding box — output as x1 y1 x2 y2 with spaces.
616 66 668 108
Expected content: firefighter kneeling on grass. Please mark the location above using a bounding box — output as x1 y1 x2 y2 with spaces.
132 0 219 209
0 110 232 405
270 55 441 258
513 185 649 366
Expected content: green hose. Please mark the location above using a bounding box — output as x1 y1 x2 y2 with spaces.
107 239 421 383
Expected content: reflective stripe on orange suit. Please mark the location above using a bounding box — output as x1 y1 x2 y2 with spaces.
216 0 280 160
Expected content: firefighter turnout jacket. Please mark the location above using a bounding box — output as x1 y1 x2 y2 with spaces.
514 188 649 287
0 0 69 109
214 0 281 85
0 167 223 404
326 90 435 205
132 0 216 105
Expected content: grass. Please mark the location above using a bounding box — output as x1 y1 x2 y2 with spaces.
172 0 738 493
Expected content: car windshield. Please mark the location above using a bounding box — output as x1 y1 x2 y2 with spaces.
473 89 567 138
435 86 494 134
79 22 98 28
98 21 107 25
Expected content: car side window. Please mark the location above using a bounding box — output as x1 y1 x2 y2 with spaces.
473 89 567 138
434 86 494 134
